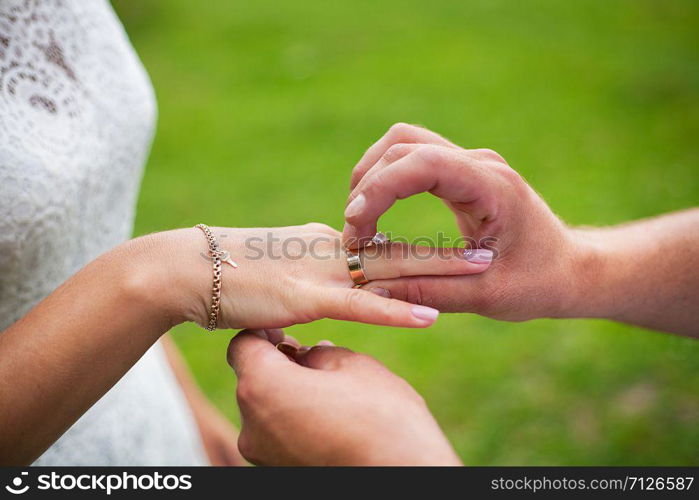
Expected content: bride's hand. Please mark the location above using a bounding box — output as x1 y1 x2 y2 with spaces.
0 222 490 463
142 223 492 330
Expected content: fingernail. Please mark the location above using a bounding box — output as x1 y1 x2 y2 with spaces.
411 305 440 322
317 340 335 346
251 330 268 340
464 249 494 264
298 346 311 353
370 287 391 298
277 342 298 357
344 193 366 219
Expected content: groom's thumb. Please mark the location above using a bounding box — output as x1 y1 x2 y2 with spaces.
362 275 480 313
227 329 291 378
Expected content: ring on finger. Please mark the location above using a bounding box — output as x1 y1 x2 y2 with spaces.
346 251 369 287
371 231 390 246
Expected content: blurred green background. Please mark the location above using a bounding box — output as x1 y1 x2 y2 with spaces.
113 0 698 464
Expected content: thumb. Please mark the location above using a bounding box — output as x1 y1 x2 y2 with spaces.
226 329 293 378
315 286 440 328
295 345 357 370
362 275 484 313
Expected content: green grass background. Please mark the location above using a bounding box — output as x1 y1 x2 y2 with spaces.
113 0 699 464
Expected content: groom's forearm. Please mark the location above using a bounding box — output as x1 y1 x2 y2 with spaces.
567 208 699 336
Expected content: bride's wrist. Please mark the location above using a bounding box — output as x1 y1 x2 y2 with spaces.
123 229 215 330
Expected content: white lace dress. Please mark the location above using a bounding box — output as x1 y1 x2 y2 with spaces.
0 0 208 465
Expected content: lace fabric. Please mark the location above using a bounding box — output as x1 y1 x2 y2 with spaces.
0 0 207 465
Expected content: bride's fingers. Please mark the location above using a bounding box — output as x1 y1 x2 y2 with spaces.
358 243 493 281
316 287 439 328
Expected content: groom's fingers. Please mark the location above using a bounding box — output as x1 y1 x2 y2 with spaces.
295 346 358 370
350 123 457 190
317 287 439 328
358 243 493 280
344 143 421 248
264 328 301 348
345 146 504 246
227 330 295 378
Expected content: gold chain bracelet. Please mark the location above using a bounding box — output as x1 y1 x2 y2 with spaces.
195 224 238 331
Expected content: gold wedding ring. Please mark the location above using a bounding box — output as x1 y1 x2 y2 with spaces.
346 232 389 287
346 251 369 287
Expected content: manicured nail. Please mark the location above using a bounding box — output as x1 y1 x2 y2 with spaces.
251 330 268 340
344 194 366 218
277 342 298 357
370 287 391 298
464 249 494 264
317 340 335 346
411 305 440 322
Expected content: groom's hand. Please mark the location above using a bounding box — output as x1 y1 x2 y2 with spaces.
226 329 460 466
343 123 593 321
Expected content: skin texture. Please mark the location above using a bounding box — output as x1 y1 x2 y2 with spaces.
0 223 486 464
165 224 490 329
343 123 699 337
222 126 698 468
227 329 461 466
